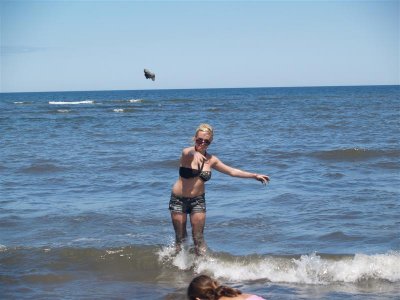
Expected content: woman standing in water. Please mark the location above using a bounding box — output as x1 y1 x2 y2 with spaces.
169 124 270 255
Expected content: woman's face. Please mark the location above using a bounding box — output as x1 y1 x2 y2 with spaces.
195 131 212 150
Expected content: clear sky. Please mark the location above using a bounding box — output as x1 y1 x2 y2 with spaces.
0 0 399 93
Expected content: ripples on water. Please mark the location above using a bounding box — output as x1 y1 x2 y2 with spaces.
1 86 399 299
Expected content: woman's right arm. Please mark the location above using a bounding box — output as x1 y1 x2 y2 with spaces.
181 147 207 166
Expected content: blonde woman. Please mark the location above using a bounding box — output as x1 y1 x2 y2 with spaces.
169 124 270 255
188 275 266 300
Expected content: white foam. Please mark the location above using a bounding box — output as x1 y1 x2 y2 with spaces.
157 244 198 270
113 108 124 113
129 99 143 103
49 100 94 105
105 249 124 255
157 248 400 284
328 252 400 283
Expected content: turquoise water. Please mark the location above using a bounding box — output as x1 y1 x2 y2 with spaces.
1 86 399 299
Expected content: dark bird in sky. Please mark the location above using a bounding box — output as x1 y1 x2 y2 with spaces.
144 69 155 81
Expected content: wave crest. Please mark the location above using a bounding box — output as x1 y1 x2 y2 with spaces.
158 247 400 284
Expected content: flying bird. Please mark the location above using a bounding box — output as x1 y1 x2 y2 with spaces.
144 69 155 81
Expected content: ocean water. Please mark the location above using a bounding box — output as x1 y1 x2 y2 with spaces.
0 86 399 299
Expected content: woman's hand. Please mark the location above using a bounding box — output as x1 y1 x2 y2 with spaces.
184 148 207 167
191 148 207 162
255 174 270 185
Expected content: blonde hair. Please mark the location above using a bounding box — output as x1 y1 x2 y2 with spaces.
195 123 214 140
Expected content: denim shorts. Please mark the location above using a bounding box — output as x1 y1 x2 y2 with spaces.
169 193 206 214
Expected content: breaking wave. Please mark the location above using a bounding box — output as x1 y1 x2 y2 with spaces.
2 245 399 285
158 247 400 284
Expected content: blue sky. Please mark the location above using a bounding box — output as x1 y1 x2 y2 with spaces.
1 0 398 92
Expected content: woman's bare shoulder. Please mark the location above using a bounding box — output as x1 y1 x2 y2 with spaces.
182 147 194 155
207 153 218 162
208 153 223 168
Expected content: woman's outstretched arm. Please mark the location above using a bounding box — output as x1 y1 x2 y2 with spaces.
212 156 270 185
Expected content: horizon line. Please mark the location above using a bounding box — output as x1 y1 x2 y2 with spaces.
1 84 399 94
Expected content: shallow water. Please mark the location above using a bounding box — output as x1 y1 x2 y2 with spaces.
1 86 399 299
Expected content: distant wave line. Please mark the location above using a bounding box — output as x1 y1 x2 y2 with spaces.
49 100 95 105
265 148 400 161
312 148 400 161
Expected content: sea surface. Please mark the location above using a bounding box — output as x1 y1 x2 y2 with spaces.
1 86 399 299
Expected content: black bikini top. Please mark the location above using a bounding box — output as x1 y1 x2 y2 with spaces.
179 159 212 182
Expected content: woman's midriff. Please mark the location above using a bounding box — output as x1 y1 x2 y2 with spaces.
172 178 205 198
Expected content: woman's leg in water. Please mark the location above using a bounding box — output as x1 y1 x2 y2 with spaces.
190 212 206 255
171 212 187 252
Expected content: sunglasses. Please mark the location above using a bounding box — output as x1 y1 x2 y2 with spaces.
195 138 211 146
